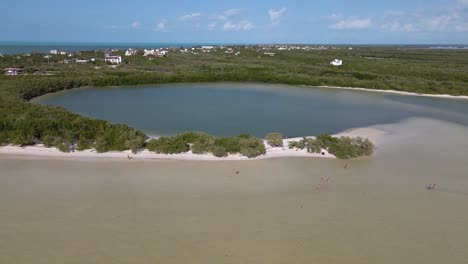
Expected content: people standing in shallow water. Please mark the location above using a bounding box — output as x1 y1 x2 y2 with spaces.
314 176 331 192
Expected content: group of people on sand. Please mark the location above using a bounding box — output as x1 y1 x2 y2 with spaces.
313 163 350 192
314 176 331 192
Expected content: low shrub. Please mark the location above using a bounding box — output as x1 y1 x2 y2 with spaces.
0 131 8 145
146 137 190 154
239 137 266 158
265 132 283 147
288 134 374 159
288 137 307 149
305 139 322 153
212 145 228 157
328 136 374 159
191 133 215 154
214 137 241 153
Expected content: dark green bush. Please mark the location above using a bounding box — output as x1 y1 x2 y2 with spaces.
9 132 35 146
214 137 241 153
326 136 374 159
316 134 338 148
146 137 190 154
191 134 215 154
76 138 93 151
42 135 55 147
0 131 8 145
175 131 204 144
212 146 228 157
239 137 266 158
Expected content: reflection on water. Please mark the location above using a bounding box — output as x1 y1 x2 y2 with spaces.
33 83 468 137
1 118 467 264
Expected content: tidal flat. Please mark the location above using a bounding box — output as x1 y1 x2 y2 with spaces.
1 118 468 264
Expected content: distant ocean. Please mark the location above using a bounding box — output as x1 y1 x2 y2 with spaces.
0 42 207 55
1 42 467 55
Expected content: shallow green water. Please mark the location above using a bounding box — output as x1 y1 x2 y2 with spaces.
1 118 468 264
34 83 468 137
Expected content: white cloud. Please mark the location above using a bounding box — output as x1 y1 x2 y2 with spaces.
330 17 372 29
459 0 468 6
224 8 243 17
178 13 201 21
223 20 253 31
379 7 468 33
131 21 142 29
154 19 167 32
216 8 243 21
269 7 287 25
382 21 417 32
426 15 454 30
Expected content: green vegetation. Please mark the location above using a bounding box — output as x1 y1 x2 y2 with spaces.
265 132 283 147
146 136 190 154
145 132 266 158
288 134 374 159
288 137 308 150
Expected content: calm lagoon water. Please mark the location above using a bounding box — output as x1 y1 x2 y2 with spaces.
34 83 468 137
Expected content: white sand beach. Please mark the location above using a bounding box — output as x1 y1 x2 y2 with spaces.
314 85 468 100
0 126 385 161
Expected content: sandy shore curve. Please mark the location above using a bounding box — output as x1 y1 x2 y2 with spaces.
0 126 386 161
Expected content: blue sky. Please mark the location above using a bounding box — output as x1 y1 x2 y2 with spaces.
2 0 468 44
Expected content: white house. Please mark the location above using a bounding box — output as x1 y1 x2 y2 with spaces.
144 49 157 56
330 59 343 66
75 59 89 64
105 55 122 64
144 49 167 57
125 49 138 56
3 68 24 75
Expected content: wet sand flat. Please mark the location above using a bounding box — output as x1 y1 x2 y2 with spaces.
1 118 468 264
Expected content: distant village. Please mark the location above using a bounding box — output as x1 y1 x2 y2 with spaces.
2 44 350 75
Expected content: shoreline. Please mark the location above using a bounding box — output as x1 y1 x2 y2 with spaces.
313 85 468 100
31 83 468 104
0 126 385 161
